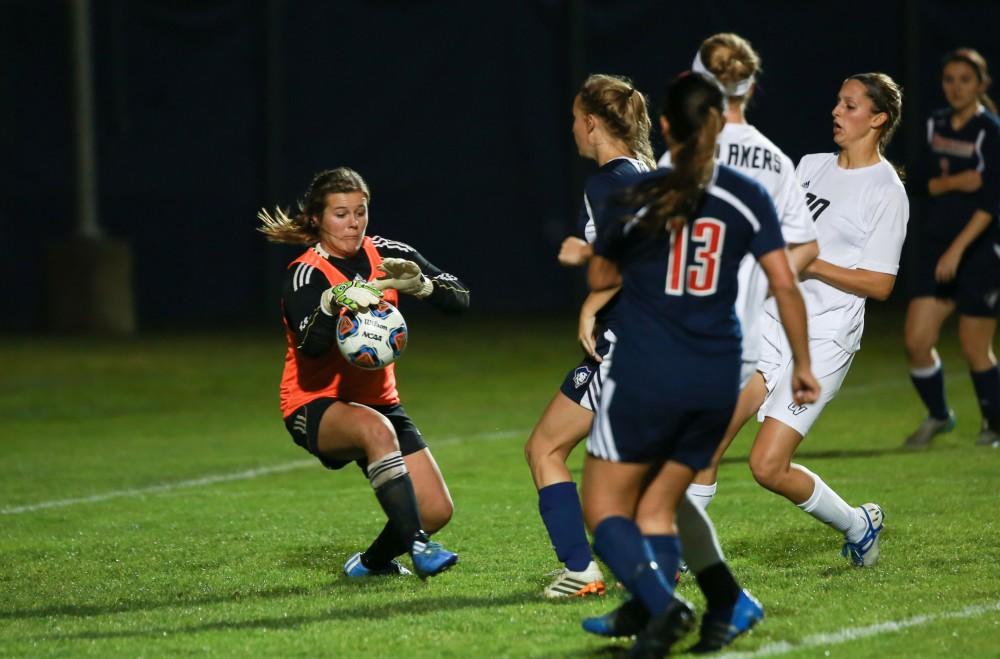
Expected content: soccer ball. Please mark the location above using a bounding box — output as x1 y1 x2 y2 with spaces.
336 301 408 370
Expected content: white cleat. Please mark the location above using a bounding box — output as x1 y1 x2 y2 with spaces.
842 503 884 567
543 561 606 599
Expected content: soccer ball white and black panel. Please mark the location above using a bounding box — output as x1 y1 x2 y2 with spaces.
336 301 408 370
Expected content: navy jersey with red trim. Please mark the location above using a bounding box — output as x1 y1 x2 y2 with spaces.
594 164 785 406
283 236 470 358
577 157 651 331
916 107 1000 241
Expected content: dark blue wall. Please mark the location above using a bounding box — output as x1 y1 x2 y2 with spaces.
2 0 998 330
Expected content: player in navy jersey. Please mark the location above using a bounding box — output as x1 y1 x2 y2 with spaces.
903 48 1000 448
662 34 819 514
523 74 656 599
579 72 818 655
258 167 469 580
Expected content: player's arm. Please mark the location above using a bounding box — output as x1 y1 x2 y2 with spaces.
802 185 907 301
284 273 338 358
578 286 619 361
928 170 982 196
758 249 819 405
587 255 621 292
935 209 994 282
801 261 896 301
372 237 470 313
787 241 819 275
284 265 384 357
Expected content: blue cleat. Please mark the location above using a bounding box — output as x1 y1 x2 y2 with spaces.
841 503 884 567
410 539 458 579
582 598 649 638
690 589 764 653
343 552 412 578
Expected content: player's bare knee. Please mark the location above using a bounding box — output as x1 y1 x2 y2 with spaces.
422 499 454 533
748 454 782 490
359 415 399 456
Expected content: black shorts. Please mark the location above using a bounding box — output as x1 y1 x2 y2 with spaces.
910 233 1000 317
559 328 615 412
284 398 427 471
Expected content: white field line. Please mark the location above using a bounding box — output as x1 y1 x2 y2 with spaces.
718 601 1000 658
0 428 527 516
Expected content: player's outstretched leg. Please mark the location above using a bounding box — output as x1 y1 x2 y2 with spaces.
526 393 606 599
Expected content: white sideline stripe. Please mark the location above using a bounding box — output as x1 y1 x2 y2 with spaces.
718 601 1000 658
0 429 527 516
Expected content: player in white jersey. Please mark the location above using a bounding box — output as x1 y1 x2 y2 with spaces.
739 73 907 567
659 34 819 511
523 73 656 599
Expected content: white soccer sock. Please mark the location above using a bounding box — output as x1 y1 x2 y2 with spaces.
367 450 408 490
910 352 942 378
677 494 725 573
686 482 717 510
793 464 866 541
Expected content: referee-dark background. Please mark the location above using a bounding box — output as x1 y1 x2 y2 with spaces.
2 0 998 332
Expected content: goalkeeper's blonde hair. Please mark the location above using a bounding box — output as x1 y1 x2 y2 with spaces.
258 167 371 244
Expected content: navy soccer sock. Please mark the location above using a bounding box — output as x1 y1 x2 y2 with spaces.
910 363 950 420
538 482 592 571
645 534 682 583
593 516 673 616
971 365 1000 430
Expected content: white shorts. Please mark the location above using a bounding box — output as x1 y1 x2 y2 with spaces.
756 315 855 436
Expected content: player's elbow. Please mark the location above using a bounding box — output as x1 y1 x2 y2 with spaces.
866 273 896 302
869 280 894 302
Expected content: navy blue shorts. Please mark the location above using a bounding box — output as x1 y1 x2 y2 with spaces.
559 328 615 412
284 399 427 471
910 233 1000 317
587 376 735 469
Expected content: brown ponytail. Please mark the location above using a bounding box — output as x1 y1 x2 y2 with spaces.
578 74 656 170
622 73 726 236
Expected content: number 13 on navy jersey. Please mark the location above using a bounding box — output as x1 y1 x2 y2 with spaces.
665 218 726 296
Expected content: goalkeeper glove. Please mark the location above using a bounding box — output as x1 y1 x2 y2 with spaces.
373 257 434 298
320 281 383 314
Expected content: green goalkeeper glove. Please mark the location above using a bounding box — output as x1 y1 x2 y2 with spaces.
373 258 434 298
320 281 383 314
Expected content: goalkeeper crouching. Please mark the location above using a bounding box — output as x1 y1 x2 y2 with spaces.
258 167 470 579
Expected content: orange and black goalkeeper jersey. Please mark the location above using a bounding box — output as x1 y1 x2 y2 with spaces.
278 235 470 416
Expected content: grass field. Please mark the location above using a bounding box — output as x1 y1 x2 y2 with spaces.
1 308 998 657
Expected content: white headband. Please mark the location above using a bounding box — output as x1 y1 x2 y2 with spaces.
692 50 754 97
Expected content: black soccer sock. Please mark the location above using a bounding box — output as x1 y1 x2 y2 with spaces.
695 562 742 612
910 361 949 420
367 451 425 552
361 520 409 569
970 365 1000 430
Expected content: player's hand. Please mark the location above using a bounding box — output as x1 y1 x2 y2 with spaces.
321 281 383 314
934 246 963 283
373 258 433 298
578 312 602 363
558 237 593 267
791 365 821 406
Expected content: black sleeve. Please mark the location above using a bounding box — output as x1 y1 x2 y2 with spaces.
282 262 339 358
371 236 471 313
